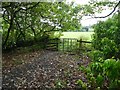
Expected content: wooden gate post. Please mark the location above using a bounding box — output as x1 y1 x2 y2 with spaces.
70 39 72 52
67 38 69 51
56 38 58 51
79 38 82 52
63 38 64 52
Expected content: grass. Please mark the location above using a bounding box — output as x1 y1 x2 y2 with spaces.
60 32 94 41
55 32 94 52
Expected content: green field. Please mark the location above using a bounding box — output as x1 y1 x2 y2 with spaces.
60 32 94 41
54 32 94 51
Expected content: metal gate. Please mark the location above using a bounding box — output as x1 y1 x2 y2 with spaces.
59 38 92 53
45 38 92 53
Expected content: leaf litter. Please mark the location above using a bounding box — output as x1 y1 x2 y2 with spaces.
2 50 91 88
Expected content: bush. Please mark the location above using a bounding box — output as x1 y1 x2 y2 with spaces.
92 14 120 59
79 14 120 89
80 58 120 89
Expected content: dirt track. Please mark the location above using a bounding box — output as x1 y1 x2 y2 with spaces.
2 50 90 89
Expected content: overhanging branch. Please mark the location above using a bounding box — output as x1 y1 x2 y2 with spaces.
93 1 120 18
14 2 40 15
3 9 10 24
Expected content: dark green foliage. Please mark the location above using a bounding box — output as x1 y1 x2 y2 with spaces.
2 2 81 50
92 14 119 59
76 79 87 89
80 58 120 89
79 14 120 89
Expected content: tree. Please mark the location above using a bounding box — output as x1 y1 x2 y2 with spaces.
92 14 119 59
78 1 120 89
2 2 81 49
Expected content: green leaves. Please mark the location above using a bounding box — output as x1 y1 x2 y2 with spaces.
55 79 66 88
76 79 87 89
96 74 104 87
103 59 120 80
101 38 118 58
81 58 120 88
92 14 119 59
2 2 81 49
90 62 103 75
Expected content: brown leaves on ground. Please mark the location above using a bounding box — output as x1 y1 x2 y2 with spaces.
2 49 91 88
2 50 44 68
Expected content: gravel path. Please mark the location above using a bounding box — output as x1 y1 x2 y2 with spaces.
2 50 90 89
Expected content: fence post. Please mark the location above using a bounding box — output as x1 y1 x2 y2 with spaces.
56 38 58 51
68 38 69 51
63 38 64 52
70 39 72 52
79 38 82 53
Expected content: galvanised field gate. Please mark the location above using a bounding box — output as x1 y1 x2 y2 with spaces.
59 38 79 52
59 38 92 53
45 38 92 53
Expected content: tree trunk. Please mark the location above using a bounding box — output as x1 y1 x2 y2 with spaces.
3 16 13 48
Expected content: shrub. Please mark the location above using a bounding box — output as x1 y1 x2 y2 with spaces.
92 14 120 59
80 58 120 89
79 14 120 89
